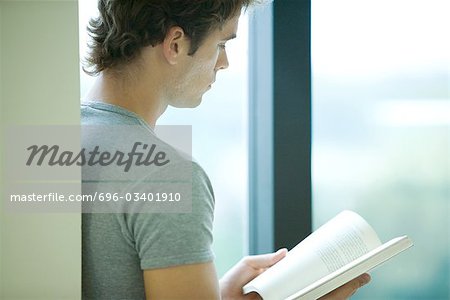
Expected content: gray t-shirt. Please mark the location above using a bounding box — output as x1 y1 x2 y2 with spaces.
81 102 215 299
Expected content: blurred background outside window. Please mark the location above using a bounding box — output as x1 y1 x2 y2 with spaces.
312 0 449 299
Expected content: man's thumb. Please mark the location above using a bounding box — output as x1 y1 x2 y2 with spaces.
245 248 288 269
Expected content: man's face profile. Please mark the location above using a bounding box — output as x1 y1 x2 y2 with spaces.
162 14 241 109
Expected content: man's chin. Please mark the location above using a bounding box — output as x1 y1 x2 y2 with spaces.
171 97 203 109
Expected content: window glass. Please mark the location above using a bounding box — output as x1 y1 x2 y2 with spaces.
78 1 249 277
312 0 449 299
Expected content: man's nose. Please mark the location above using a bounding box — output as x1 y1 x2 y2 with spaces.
215 50 229 71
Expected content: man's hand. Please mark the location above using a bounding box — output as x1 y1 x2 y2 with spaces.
220 248 288 300
319 273 371 300
219 249 371 300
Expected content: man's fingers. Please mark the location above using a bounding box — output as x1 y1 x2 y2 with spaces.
346 273 371 296
356 273 371 287
243 248 288 269
319 273 371 300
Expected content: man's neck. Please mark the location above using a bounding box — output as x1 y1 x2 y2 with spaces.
85 71 167 128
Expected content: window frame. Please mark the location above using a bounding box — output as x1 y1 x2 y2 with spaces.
249 0 312 253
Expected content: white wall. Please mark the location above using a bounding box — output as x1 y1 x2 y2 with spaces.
0 1 81 298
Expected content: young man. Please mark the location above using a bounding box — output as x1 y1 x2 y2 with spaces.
81 1 370 299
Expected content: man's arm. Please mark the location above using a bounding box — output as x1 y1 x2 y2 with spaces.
143 261 220 300
144 251 370 300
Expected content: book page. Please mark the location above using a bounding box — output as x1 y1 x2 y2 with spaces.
243 210 382 300
287 236 413 300
310 211 381 273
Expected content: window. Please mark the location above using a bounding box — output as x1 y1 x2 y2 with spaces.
312 0 449 298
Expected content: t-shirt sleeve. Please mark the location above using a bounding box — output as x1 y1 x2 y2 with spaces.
124 162 215 270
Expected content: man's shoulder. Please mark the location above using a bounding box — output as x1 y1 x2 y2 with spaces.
81 101 142 126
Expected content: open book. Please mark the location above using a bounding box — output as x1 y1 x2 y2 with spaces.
243 210 413 300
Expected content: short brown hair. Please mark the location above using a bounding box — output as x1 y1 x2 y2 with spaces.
84 0 257 75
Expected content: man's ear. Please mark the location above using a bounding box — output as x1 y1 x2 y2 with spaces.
162 26 189 65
